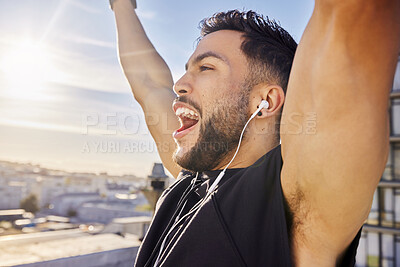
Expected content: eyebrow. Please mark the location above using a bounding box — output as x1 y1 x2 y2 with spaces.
185 51 227 71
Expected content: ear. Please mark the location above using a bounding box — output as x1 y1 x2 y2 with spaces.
250 83 285 118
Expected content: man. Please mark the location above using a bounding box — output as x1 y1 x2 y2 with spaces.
110 0 400 266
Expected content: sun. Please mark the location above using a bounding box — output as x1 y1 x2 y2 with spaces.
0 40 58 99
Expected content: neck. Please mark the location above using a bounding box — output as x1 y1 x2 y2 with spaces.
214 132 279 170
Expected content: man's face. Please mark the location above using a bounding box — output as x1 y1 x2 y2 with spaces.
172 30 251 172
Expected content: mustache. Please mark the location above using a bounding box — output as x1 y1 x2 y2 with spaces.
174 96 202 117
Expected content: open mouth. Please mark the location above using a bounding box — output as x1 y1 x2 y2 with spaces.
173 105 200 138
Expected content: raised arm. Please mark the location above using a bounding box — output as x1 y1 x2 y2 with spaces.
112 0 180 177
280 0 400 265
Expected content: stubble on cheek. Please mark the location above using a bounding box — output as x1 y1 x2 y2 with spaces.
172 82 251 172
173 102 248 171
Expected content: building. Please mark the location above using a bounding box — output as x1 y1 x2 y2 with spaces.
0 209 28 222
0 181 27 209
102 216 152 239
76 192 151 224
147 163 169 190
0 229 141 267
50 192 102 216
355 55 400 266
142 163 170 211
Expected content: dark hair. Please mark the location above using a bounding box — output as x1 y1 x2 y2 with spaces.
199 10 297 94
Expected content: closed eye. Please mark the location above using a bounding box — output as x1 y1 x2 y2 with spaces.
200 65 213 71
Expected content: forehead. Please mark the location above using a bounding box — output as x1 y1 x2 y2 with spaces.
187 30 247 67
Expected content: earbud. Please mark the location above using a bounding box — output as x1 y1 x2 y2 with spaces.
256 100 269 116
259 100 269 109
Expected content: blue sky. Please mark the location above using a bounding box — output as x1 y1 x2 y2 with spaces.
0 0 314 177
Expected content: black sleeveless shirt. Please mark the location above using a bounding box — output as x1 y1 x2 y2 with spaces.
135 145 361 267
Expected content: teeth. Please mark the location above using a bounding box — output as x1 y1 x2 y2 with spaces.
175 107 199 120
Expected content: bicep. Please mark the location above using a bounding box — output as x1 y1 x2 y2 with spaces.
281 0 399 233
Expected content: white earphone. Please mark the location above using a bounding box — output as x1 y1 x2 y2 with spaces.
254 100 269 117
258 99 269 111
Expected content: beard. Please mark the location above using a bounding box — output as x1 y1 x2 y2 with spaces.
173 85 250 172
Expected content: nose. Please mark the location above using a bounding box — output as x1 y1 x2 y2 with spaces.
173 73 192 96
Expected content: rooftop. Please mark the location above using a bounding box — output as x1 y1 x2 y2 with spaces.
0 232 141 266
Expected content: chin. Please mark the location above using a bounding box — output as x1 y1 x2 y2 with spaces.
173 144 193 169
173 146 186 164
173 133 197 158
172 142 224 173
